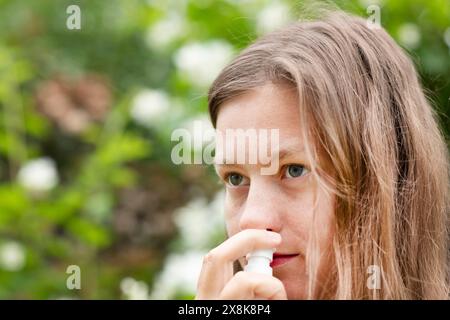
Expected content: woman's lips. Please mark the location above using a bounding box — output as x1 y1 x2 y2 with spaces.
270 253 299 268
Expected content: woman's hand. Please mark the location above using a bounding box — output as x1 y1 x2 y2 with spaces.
195 229 287 300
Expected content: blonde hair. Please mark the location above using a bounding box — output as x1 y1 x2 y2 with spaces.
208 11 449 299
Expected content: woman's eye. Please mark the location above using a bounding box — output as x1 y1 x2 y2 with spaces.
226 173 249 187
284 164 309 179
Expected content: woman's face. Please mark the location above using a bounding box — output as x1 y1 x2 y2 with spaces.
214 83 336 299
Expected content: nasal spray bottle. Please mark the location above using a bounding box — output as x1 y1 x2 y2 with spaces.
244 248 275 276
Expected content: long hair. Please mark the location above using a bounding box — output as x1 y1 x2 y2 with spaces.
207 11 449 299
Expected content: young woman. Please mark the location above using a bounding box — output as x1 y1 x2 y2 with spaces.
195 11 449 300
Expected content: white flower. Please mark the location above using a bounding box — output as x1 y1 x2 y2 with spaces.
398 23 421 49
130 89 171 127
17 157 59 193
120 277 149 300
150 193 225 299
150 250 206 299
256 1 292 35
173 192 225 249
146 13 186 49
0 241 26 271
174 40 234 88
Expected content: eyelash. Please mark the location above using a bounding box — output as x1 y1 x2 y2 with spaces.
221 164 309 187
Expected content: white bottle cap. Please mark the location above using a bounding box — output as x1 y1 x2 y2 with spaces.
244 248 275 276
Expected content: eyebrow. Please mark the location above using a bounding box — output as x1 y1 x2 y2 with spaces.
214 138 307 169
277 143 306 163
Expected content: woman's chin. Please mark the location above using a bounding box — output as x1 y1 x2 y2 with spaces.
283 279 308 300
274 270 308 299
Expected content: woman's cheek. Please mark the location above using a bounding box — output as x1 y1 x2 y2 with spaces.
283 175 315 199
225 187 247 209
224 189 246 230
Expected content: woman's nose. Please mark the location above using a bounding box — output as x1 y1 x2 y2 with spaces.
238 181 282 232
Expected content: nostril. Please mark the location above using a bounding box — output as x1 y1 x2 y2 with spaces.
266 228 273 232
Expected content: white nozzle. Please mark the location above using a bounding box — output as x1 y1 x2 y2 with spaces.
244 248 275 276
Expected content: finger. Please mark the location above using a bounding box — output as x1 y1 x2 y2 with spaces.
220 271 287 300
196 229 282 299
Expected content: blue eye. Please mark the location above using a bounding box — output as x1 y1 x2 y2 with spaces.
284 164 309 179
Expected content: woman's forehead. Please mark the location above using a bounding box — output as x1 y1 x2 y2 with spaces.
215 83 302 133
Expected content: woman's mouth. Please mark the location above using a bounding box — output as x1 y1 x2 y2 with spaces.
270 253 300 268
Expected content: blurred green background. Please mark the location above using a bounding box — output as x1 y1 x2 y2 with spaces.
0 0 448 299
